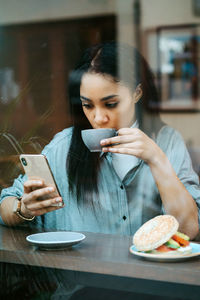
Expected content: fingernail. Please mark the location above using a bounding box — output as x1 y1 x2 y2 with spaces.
48 187 54 192
101 139 106 145
55 197 61 202
37 181 42 185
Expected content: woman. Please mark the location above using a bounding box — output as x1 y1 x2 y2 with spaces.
0 41 199 239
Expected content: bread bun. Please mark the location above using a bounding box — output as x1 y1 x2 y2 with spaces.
133 215 179 251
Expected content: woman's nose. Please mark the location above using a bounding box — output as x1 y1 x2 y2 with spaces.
94 109 108 125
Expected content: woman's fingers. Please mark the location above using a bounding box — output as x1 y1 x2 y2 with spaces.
31 202 63 217
24 179 44 193
23 186 56 203
22 179 64 217
101 128 142 146
100 127 161 164
25 196 63 213
102 144 143 156
21 194 63 217
101 127 157 162
101 134 136 146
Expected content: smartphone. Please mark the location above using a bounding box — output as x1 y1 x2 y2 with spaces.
20 154 63 207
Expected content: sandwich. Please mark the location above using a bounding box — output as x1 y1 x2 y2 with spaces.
133 215 192 255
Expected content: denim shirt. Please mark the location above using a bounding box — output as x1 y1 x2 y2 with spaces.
1 126 200 235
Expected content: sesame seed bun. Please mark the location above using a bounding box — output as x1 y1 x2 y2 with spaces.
133 215 179 252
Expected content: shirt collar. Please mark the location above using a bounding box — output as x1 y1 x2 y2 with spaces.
131 120 139 129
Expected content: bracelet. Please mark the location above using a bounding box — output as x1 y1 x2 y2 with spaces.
13 197 35 221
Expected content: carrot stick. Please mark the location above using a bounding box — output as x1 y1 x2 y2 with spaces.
172 235 189 247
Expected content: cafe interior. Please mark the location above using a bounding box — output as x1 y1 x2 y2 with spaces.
0 0 200 299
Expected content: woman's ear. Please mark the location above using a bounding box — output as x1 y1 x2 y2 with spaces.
133 84 143 103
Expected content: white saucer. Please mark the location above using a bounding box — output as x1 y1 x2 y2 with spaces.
26 231 86 249
130 242 200 262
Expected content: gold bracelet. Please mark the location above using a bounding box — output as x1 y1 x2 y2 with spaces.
13 197 35 221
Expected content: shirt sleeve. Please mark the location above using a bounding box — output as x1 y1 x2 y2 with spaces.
0 128 72 227
169 131 200 194
0 174 27 225
167 129 200 231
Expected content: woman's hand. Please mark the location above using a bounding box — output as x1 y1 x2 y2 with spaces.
101 128 199 239
101 128 164 165
20 178 64 218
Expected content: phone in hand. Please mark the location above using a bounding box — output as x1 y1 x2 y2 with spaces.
20 154 63 207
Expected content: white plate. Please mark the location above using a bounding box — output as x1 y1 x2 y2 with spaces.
130 242 200 262
26 231 86 249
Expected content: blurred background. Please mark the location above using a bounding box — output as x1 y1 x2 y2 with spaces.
0 0 200 190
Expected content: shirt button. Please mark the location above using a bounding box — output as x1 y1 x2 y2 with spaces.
123 216 127 221
120 185 124 189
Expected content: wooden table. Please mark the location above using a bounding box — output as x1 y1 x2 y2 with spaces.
0 225 200 299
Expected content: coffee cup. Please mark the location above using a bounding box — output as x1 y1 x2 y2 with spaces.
81 128 117 152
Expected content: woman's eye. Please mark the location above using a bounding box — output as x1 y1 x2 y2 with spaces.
105 102 118 108
82 103 92 109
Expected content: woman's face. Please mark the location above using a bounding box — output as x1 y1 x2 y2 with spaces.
80 73 139 130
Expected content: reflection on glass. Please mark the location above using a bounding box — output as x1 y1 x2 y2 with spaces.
0 16 116 192
159 27 198 109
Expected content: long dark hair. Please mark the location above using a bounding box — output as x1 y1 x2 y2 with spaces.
67 41 161 203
